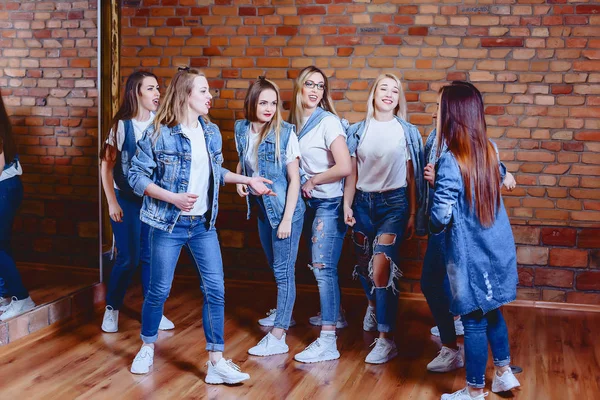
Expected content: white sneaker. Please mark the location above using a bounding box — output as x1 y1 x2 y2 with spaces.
294 334 340 363
101 306 119 333
365 338 398 364
427 345 465 372
205 358 250 384
248 332 289 356
431 317 464 337
492 368 521 393
363 305 377 332
130 345 154 374
0 296 36 321
441 387 488 400
258 309 296 327
308 311 348 329
0 297 11 311
159 315 175 330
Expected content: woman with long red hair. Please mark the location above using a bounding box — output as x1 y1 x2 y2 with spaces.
431 82 520 400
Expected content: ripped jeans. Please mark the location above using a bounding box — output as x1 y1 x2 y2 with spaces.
352 187 409 332
462 308 511 388
303 196 347 327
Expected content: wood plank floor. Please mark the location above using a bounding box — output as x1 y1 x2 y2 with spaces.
0 278 598 399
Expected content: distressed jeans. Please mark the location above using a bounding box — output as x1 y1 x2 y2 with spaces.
352 187 409 332
303 196 347 326
141 215 225 352
256 197 303 330
462 308 511 388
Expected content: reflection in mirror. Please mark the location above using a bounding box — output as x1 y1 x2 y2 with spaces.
0 1 100 342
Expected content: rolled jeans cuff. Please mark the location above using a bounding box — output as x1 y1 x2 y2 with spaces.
206 342 225 352
494 356 511 368
141 333 158 344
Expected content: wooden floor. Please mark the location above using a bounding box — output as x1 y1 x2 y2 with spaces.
0 278 598 399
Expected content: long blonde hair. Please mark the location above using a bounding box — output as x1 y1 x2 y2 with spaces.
288 66 338 132
244 76 283 162
151 67 207 140
365 73 407 121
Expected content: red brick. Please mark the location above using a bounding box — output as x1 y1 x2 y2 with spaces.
518 267 534 287
575 271 600 291
517 246 549 265
408 27 428 36
541 228 577 246
549 249 588 268
578 229 600 248
481 38 524 47
535 269 574 288
512 226 540 245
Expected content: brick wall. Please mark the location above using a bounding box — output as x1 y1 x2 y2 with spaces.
119 0 600 305
1 1 99 267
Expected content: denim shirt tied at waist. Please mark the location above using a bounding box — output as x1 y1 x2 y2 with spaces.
429 150 517 316
128 117 230 233
234 119 305 229
346 116 427 236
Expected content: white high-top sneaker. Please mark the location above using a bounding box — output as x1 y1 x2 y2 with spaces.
0 296 36 321
248 332 289 356
130 345 154 374
205 358 250 384
441 388 488 400
491 368 521 393
362 305 377 332
101 306 119 333
365 338 398 364
294 332 340 363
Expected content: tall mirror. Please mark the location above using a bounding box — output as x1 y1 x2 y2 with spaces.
0 1 101 342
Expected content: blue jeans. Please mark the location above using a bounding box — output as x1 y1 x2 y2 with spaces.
420 230 457 345
303 196 346 326
105 190 150 310
141 215 225 352
352 188 409 332
0 176 28 300
256 197 303 330
462 308 511 388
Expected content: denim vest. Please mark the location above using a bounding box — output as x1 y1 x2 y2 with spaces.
234 119 305 228
113 119 140 201
128 117 229 233
347 116 427 236
297 107 350 185
424 129 507 218
429 150 517 316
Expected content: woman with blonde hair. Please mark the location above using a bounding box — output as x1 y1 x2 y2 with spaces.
288 66 352 363
345 73 425 364
128 67 273 384
234 77 304 356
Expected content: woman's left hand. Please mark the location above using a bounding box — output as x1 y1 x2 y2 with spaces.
277 219 292 239
301 178 316 198
248 177 276 196
405 215 415 240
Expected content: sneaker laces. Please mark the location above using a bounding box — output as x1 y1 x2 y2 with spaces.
437 346 454 361
134 346 152 361
225 359 241 372
265 308 276 317
369 338 388 351
1 296 18 313
304 339 322 351
256 334 270 347
446 388 488 399
105 306 116 324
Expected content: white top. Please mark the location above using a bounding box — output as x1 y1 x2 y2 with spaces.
0 159 23 182
355 118 410 192
181 123 211 216
106 114 155 190
237 125 302 178
298 114 347 198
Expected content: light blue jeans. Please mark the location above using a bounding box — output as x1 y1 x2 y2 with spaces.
303 197 347 326
256 197 303 330
141 215 225 352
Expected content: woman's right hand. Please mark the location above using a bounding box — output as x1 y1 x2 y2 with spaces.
236 184 249 197
424 163 435 187
171 192 199 212
108 202 123 223
344 204 355 227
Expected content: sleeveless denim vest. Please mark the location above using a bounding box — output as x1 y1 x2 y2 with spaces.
234 120 305 229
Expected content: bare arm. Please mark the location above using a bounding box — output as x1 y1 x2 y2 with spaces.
277 159 301 239
302 136 352 198
343 157 357 226
0 151 5 172
100 152 124 222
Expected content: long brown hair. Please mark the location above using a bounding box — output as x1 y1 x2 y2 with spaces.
99 71 158 161
438 82 501 227
151 67 207 141
288 66 338 131
244 76 282 162
0 94 16 165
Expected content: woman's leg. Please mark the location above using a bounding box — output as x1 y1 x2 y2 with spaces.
461 310 488 395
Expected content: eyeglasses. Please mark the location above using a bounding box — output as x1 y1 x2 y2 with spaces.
304 80 325 91
178 66 190 72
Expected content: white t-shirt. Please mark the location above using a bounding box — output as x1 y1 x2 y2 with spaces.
106 114 155 190
181 123 211 216
298 115 347 198
237 125 302 178
355 118 410 192
0 159 23 182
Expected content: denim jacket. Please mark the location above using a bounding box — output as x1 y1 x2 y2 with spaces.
234 119 305 229
346 116 427 236
424 129 507 217
128 118 230 233
429 150 517 316
113 119 139 201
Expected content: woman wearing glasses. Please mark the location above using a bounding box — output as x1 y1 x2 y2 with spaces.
287 66 352 363
128 67 273 384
